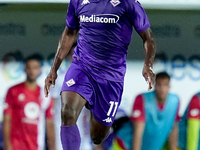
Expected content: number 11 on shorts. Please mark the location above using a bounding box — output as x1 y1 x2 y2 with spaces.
107 101 118 117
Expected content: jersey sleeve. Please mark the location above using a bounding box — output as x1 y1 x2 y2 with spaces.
66 0 80 30
127 1 150 33
130 94 145 122
187 95 200 120
4 88 14 115
45 98 54 119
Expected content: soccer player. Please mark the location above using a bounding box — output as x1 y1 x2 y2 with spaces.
44 0 156 149
3 54 55 150
131 72 180 150
178 93 200 150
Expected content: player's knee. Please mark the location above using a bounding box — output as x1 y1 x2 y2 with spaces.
61 103 77 125
91 134 105 145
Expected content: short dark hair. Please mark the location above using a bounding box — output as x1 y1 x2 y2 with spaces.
25 53 43 66
2 50 23 62
156 72 170 81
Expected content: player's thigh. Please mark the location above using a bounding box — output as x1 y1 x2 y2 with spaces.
61 91 87 125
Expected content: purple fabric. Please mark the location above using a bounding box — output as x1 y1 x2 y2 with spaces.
61 61 123 127
66 0 150 82
60 125 81 150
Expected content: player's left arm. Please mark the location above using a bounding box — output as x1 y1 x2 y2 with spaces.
129 1 156 90
168 122 179 150
139 28 156 91
45 98 56 150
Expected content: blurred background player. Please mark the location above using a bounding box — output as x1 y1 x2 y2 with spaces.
3 54 55 150
0 51 24 150
131 72 180 150
178 92 200 150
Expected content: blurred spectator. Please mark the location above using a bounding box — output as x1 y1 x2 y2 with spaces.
2 54 55 150
178 92 200 150
131 72 180 150
1 50 23 62
0 51 24 150
51 42 95 150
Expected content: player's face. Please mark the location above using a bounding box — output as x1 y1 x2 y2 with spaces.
155 78 170 101
25 60 41 82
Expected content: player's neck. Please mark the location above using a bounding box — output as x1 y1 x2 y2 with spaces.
24 80 37 90
156 97 166 105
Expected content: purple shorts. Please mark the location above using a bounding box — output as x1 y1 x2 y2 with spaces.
61 61 124 126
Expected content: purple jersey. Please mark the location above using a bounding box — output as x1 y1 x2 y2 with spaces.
66 0 150 82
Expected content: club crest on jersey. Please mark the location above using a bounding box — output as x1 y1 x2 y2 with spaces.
66 79 76 87
110 0 120 7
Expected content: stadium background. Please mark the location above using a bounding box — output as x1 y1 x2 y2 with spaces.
0 0 200 122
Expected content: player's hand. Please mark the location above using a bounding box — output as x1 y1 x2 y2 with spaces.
142 64 155 91
44 71 57 97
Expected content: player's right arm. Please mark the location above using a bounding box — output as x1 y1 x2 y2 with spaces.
44 27 78 97
130 95 145 150
186 95 200 150
3 89 13 150
44 0 79 97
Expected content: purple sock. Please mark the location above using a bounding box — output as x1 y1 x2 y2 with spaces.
60 125 81 150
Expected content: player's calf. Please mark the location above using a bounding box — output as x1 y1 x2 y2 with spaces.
90 114 111 144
